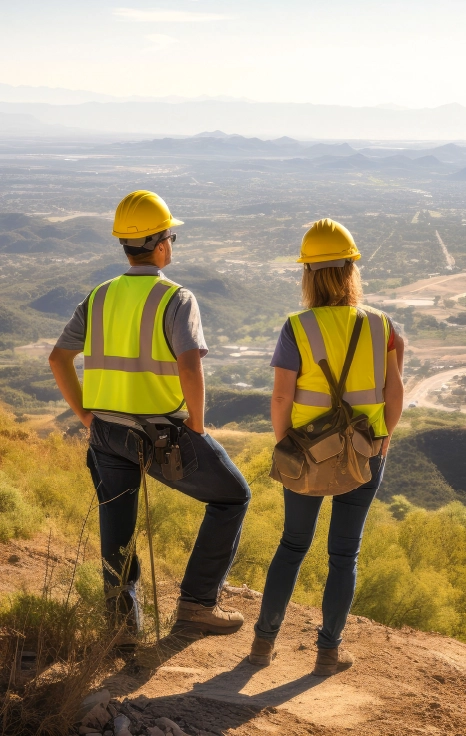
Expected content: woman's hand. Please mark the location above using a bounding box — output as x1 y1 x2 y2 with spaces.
381 436 391 457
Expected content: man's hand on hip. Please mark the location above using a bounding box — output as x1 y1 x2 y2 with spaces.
80 411 94 428
178 349 205 435
184 417 205 435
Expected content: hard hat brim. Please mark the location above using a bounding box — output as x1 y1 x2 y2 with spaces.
112 216 184 239
296 253 361 264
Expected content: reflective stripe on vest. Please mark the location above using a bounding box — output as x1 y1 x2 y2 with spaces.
294 308 386 408
83 281 179 377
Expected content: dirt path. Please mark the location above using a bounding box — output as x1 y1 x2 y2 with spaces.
435 230 455 271
101 586 466 736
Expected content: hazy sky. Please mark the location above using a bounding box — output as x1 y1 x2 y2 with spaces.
1 0 465 107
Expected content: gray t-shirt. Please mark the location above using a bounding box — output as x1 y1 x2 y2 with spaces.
55 266 208 358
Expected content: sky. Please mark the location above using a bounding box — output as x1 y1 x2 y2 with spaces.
1 0 466 108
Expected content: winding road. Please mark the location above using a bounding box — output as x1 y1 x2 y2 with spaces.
405 367 466 412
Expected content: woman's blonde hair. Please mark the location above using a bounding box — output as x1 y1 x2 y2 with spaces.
302 261 363 308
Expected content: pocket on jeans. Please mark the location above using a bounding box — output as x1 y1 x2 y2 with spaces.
89 416 110 448
368 454 385 489
179 429 198 478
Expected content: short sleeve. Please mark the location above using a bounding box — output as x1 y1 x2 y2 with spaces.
270 318 300 372
164 288 208 358
54 296 90 351
383 313 396 352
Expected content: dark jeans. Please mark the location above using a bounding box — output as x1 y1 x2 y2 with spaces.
87 417 250 606
255 454 386 649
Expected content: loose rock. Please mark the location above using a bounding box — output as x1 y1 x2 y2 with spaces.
76 689 111 724
114 714 132 736
82 704 111 730
153 717 189 736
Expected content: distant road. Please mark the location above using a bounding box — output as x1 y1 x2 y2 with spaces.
435 230 455 270
405 367 466 412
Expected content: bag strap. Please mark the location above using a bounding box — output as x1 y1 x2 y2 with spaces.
317 309 365 408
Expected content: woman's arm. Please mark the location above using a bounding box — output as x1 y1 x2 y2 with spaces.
394 332 404 375
382 349 404 455
271 367 298 442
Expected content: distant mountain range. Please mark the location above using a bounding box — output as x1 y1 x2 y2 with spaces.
0 94 466 139
108 135 466 169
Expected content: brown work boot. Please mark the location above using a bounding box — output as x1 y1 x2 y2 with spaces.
248 635 276 666
312 647 354 676
171 599 244 638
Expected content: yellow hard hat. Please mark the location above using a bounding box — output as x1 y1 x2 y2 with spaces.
297 218 360 264
112 190 184 239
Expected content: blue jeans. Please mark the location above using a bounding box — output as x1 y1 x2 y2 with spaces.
87 417 250 606
255 454 385 649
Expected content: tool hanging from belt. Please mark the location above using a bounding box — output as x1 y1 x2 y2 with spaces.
92 411 185 641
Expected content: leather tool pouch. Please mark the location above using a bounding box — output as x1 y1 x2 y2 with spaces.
141 422 185 482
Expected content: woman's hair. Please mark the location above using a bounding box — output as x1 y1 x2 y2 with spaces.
302 261 363 308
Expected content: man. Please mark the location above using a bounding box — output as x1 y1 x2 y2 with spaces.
49 190 250 643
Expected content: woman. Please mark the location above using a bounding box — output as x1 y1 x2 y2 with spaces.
249 218 404 676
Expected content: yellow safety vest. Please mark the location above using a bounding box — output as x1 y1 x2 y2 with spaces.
289 305 389 437
83 273 185 415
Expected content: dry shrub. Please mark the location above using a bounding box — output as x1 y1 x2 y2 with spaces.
0 586 113 736
0 640 109 736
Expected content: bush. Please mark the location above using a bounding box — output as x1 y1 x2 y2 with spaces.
0 472 40 542
0 406 466 643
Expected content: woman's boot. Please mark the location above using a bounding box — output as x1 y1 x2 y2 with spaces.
248 635 276 666
312 646 354 676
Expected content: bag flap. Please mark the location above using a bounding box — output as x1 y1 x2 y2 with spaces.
273 436 305 479
351 428 374 458
309 432 343 463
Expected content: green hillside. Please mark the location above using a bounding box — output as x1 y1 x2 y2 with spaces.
0 407 465 645
0 213 298 348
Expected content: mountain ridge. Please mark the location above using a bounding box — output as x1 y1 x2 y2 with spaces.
1 99 466 139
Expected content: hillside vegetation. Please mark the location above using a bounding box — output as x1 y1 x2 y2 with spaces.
0 407 465 644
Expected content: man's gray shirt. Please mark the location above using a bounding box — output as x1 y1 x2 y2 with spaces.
55 266 208 358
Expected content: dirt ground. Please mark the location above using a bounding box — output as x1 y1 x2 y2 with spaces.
98 583 466 736
1 539 465 736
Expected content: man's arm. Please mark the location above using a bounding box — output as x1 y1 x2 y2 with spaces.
271 367 298 443
49 347 93 428
178 348 205 434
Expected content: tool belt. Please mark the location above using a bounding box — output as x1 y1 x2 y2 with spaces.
92 411 185 481
270 310 384 496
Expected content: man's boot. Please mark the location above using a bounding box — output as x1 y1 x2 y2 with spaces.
248 635 276 666
171 599 244 637
312 646 354 676
105 581 143 650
